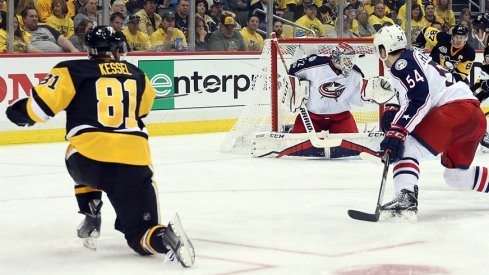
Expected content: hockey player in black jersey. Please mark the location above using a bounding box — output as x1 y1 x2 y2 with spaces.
414 23 476 83
5 26 195 268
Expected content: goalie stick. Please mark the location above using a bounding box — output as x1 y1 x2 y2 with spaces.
347 153 390 222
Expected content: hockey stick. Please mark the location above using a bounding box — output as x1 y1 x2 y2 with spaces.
272 35 327 148
347 152 390 222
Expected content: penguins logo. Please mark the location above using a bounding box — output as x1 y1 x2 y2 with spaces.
319 82 346 99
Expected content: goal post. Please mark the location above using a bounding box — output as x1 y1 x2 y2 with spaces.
221 37 384 154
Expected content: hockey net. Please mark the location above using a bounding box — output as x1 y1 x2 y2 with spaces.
221 37 383 154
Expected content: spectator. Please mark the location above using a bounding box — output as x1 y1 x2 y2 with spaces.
175 0 189 37
364 0 390 16
249 0 275 31
111 0 128 17
325 12 358 38
422 2 444 27
69 18 92 52
435 0 455 31
22 7 79 52
210 0 225 26
150 10 187 52
349 0 363 10
110 12 125 32
272 19 284 38
36 0 53 22
195 16 209 51
368 2 394 31
136 0 162 36
459 8 480 50
400 3 425 33
123 14 152 52
196 0 217 34
344 3 359 37
411 27 422 44
208 15 246 51
294 3 324 37
15 0 35 29
46 0 75 39
0 0 5 12
240 14 263 51
0 12 42 53
396 0 423 26
73 0 98 29
356 6 376 37
318 0 338 26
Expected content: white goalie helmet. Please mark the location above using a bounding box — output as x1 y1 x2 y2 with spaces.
331 42 356 76
373 25 407 61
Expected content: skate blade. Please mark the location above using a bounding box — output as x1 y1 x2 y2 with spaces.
380 210 417 221
169 213 195 268
82 230 100 250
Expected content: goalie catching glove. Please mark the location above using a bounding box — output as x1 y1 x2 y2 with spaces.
361 76 396 104
282 75 310 113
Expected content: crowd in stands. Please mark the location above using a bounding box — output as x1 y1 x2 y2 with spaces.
0 0 488 53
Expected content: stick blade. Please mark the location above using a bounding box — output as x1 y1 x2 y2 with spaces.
347 209 379 222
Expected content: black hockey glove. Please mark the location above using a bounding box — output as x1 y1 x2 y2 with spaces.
6 98 36 127
476 80 489 103
380 125 407 163
381 104 400 133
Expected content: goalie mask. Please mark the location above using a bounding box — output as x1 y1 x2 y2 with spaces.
86 26 127 60
331 42 356 76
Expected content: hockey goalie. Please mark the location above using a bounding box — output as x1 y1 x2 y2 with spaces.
252 42 396 159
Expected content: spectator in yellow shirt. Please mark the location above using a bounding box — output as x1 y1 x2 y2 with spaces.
400 3 426 33
150 10 187 52
122 14 152 51
294 3 324 37
368 2 394 31
364 0 390 16
46 0 75 39
240 14 264 51
396 0 423 26
435 0 455 31
136 0 162 36
421 2 444 28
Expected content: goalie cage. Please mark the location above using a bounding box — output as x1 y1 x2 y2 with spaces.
221 37 384 154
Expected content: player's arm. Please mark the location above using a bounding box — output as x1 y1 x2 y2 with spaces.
139 75 156 118
6 65 76 126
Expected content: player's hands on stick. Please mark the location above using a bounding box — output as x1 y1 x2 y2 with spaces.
380 104 400 132
380 125 407 163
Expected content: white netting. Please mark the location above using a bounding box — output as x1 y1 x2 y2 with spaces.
221 38 381 154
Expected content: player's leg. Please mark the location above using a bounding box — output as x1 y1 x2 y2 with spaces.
327 111 361 158
65 147 104 248
380 135 432 216
104 164 195 267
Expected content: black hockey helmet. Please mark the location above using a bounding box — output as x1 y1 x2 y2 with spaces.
451 24 469 36
473 13 489 33
85 26 127 59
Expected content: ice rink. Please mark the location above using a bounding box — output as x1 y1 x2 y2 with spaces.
1 132 489 275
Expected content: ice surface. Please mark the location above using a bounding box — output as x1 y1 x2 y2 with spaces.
1 133 489 274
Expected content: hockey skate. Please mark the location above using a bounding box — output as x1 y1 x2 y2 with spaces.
77 199 102 250
380 186 418 220
481 133 489 153
160 213 195 268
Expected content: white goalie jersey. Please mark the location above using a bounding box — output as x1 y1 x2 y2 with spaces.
288 54 366 115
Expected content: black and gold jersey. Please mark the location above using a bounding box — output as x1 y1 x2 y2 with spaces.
429 30 475 82
26 59 156 165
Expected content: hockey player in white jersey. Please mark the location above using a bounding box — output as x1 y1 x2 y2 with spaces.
370 25 488 218
288 42 367 134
